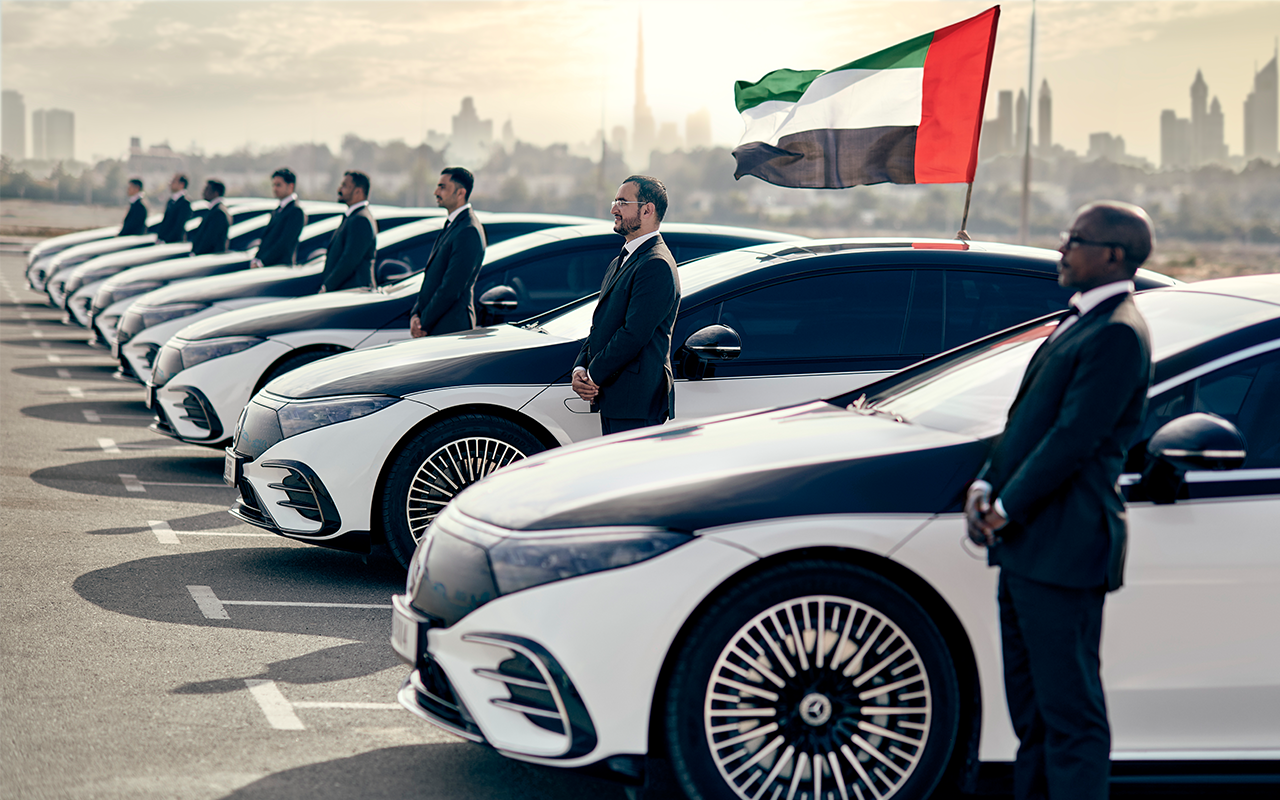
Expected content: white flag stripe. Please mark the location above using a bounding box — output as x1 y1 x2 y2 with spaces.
739 68 924 147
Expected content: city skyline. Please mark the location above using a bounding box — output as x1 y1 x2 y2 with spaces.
2 1 1279 167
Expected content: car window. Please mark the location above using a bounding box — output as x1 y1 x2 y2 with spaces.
377 234 440 279
691 270 913 361
1139 348 1280 468
478 245 616 320
941 270 1069 351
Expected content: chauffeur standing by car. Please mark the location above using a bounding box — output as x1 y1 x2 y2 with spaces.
250 167 307 268
409 167 486 336
189 179 232 255
118 178 147 237
154 173 191 244
966 200 1155 800
319 170 376 293
572 175 680 435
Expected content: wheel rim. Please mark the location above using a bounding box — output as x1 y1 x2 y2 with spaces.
405 436 527 542
703 595 932 800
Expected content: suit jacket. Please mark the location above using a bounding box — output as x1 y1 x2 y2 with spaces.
978 292 1152 592
410 209 486 334
119 198 148 237
320 205 377 291
190 201 232 255
154 195 191 244
255 201 308 266
574 234 681 420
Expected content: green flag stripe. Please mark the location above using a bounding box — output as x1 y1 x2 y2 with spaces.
734 68 824 114
735 31 934 113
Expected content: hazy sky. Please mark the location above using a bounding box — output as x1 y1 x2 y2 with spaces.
2 1 1279 164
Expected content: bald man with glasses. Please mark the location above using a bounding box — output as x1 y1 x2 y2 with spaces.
572 175 681 435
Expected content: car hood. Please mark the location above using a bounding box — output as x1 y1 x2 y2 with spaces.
51 235 156 267
176 283 394 340
72 243 192 279
136 263 323 308
264 322 580 399
103 251 248 289
454 402 988 531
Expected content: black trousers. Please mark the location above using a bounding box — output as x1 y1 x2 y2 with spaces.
999 571 1110 800
600 415 665 436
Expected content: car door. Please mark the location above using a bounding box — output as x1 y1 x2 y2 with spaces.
1107 344 1280 753
476 242 621 326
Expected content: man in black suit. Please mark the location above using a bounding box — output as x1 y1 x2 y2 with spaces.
189 179 232 255
154 173 191 244
251 168 307 268
410 167 486 337
319 170 376 293
118 178 147 236
967 201 1155 800
571 175 680 435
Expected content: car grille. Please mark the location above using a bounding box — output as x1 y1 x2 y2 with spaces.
150 402 176 436
267 468 322 522
232 479 273 528
181 391 213 431
140 342 161 368
476 651 566 735
404 658 484 741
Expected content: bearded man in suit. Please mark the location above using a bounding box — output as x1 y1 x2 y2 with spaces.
410 167 486 336
319 170 376 293
967 201 1155 800
190 179 232 255
251 168 307 268
154 173 191 244
571 175 680 435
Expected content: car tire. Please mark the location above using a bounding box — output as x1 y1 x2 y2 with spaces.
256 346 345 392
381 414 546 568
664 560 960 800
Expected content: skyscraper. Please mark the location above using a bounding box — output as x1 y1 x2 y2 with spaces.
31 108 75 161
1161 109 1192 168
996 90 1013 154
2 89 25 159
632 14 655 166
1015 89 1028 153
1244 46 1279 161
1191 70 1208 162
1038 80 1053 155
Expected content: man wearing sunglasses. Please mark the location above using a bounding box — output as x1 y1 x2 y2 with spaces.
966 201 1156 800
571 175 680 435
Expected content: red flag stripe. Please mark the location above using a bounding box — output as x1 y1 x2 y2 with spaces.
916 6 1001 183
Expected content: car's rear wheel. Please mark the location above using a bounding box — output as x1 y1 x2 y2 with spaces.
665 560 960 800
381 414 546 568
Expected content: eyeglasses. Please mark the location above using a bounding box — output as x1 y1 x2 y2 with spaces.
610 199 646 208
1059 231 1123 251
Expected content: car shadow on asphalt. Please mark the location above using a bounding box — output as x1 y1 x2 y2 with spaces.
10 363 122 381
216 743 628 800
22 399 152 426
31 453 232 501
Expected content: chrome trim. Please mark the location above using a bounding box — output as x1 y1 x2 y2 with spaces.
463 632 572 756
474 668 549 691
491 699 563 720
397 679 485 743
1159 449 1247 459
1185 467 1280 482
1149 339 1280 397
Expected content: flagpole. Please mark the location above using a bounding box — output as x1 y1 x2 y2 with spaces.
1018 0 1037 245
956 182 973 241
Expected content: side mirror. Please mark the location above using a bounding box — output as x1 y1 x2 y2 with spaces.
479 285 519 312
376 258 414 285
1137 412 1246 504
677 324 741 381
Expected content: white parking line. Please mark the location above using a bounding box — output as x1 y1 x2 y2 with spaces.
98 438 121 453
83 410 100 423
56 368 71 378
30 329 44 338
119 474 146 492
186 585 391 620
149 520 273 543
68 387 84 398
245 680 305 731
47 354 62 363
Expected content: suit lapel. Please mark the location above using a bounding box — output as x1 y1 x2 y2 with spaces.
600 235 660 300
1009 293 1129 413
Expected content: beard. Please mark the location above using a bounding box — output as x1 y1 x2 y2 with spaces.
613 211 641 236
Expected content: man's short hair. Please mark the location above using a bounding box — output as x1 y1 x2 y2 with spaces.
1080 200 1154 272
128 178 144 190
174 174 188 189
345 170 371 198
272 167 297 186
441 167 474 199
206 179 226 197
624 174 668 222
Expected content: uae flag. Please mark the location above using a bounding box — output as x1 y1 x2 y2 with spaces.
732 6 1000 189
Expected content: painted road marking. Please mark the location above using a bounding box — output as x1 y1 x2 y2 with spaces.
81 410 151 423
245 680 305 730
47 354 62 363
30 329 44 338
186 585 391 620
149 521 272 544
83 410 100 422
56 369 71 378
119 474 146 492
98 438 121 453
68 387 84 398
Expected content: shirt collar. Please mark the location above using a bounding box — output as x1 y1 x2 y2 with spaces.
170 191 185 201
278 193 297 208
1070 280 1135 317
345 200 369 217
129 194 142 203
623 230 660 256
208 197 223 208
446 203 472 224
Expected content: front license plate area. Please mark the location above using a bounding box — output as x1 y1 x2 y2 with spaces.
391 603 419 665
223 448 241 487
145 383 157 410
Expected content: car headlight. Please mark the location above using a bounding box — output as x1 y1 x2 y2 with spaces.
275 395 400 440
139 302 209 329
487 529 693 595
177 336 265 371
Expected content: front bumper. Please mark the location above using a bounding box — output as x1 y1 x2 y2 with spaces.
392 519 757 768
149 340 289 445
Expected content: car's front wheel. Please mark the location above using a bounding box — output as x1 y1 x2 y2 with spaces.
380 414 546 568
665 560 960 800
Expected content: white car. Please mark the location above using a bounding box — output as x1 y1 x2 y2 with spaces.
389 274 1280 798
222 238 1175 567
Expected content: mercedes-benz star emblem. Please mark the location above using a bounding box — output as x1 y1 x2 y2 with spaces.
799 692 832 726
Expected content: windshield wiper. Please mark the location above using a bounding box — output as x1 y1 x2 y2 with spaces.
846 393 908 424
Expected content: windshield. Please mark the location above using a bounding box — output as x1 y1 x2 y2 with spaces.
848 289 1280 439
